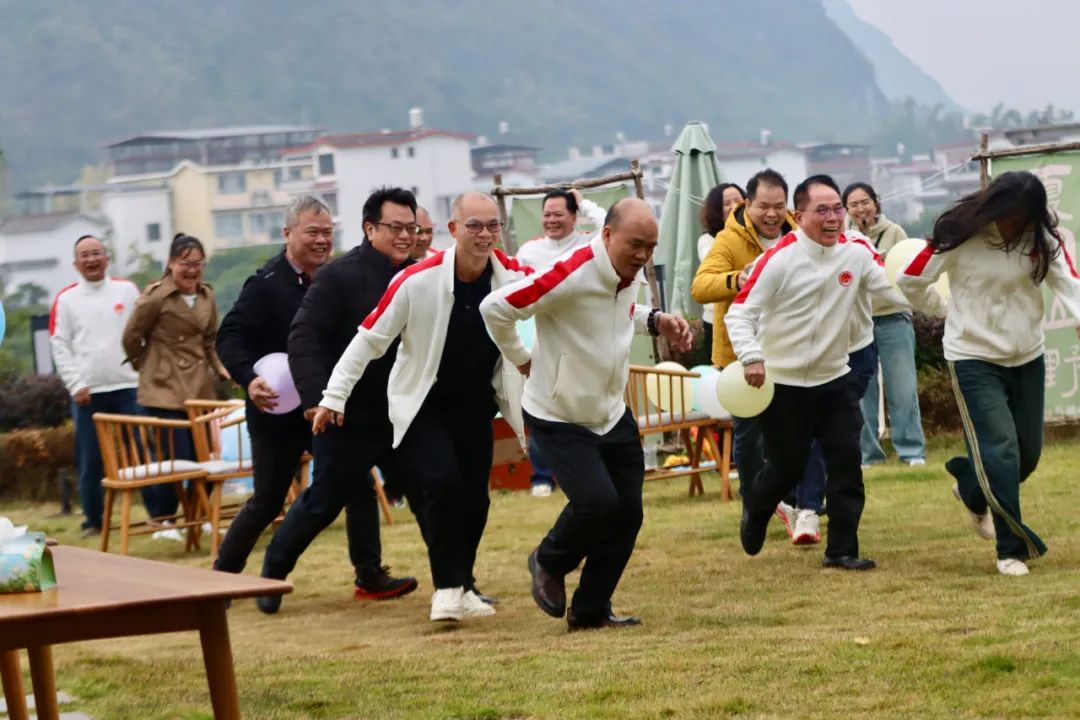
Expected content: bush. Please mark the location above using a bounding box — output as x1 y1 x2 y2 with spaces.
669 317 710 368
0 374 70 431
0 424 75 500
913 312 946 370
917 364 960 433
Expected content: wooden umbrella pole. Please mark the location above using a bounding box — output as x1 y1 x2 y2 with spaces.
978 132 990 189
492 173 516 254
490 168 643 197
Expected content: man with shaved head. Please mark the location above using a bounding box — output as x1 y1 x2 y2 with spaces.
314 192 534 623
481 198 692 631
410 206 436 260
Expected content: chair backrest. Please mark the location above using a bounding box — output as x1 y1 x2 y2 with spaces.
625 364 700 434
92 412 194 480
184 399 246 463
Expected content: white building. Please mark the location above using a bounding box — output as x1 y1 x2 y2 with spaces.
100 182 174 273
284 125 475 250
714 141 809 190
0 212 110 299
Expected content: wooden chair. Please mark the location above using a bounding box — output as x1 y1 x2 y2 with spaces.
625 364 733 500
93 412 211 555
186 400 252 560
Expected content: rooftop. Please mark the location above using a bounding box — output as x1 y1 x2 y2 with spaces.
105 125 320 148
285 128 476 155
0 211 107 234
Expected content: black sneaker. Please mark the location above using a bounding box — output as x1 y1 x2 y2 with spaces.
739 508 770 556
256 557 286 615
354 566 418 600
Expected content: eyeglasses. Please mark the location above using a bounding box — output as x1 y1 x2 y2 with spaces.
375 222 420 237
176 260 206 270
846 199 875 210
463 220 503 234
812 206 846 219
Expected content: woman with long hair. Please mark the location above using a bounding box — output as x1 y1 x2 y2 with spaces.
123 233 229 521
697 183 746 353
898 171 1080 576
842 181 927 467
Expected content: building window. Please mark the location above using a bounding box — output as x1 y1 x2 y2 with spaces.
272 169 282 188
321 192 338 216
249 211 280 238
146 223 161 242
214 212 244 238
391 147 399 159
318 153 335 176
289 166 302 181
407 146 415 158
217 172 246 194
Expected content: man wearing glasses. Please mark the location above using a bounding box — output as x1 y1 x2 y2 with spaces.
313 192 532 622
255 187 420 614
409 206 437 260
49 235 142 538
725 175 896 571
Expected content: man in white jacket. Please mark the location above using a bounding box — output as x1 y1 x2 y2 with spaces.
515 188 607 497
481 198 692 631
49 235 141 537
725 175 899 571
315 192 532 623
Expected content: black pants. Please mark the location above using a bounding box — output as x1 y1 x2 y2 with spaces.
213 423 312 574
746 376 865 559
397 398 495 589
261 418 401 582
526 407 644 621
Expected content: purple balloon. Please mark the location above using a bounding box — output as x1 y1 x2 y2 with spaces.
252 352 301 415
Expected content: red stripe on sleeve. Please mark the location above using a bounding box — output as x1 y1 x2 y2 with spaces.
360 252 444 330
903 243 936 276
1061 241 1080 279
504 244 594 309
48 283 78 335
493 248 535 275
849 235 885 267
732 234 797 304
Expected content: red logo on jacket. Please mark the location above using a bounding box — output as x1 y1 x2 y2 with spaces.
838 271 853 287
114 302 125 313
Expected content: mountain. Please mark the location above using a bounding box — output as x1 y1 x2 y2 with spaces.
822 0 959 110
0 0 892 192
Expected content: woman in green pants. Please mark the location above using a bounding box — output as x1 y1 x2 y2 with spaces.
897 171 1080 576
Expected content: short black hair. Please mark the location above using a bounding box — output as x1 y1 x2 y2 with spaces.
362 186 417 228
793 174 841 211
842 181 880 213
73 234 97 250
746 169 788 201
542 189 579 214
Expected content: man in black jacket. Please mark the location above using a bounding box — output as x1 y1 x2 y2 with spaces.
213 195 333 576
256 187 420 614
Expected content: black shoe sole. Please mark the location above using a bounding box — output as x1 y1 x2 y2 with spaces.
528 551 565 618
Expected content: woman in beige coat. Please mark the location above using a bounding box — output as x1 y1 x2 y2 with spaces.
122 233 229 518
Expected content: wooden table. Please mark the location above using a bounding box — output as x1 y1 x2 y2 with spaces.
0 545 291 720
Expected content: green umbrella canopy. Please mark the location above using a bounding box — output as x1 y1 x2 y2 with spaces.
655 121 723 319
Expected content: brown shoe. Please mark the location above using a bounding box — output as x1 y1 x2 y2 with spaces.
567 609 642 632
528 548 565 617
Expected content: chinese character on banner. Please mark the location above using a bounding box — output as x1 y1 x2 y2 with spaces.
1045 348 1061 388
1063 342 1080 400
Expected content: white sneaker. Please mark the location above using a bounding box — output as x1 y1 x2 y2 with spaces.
531 484 553 497
151 520 184 542
792 508 821 545
906 458 927 467
430 587 464 622
997 558 1029 576
952 484 994 540
774 502 795 539
462 590 496 618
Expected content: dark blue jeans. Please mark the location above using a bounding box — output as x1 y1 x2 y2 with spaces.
72 388 139 529
948 357 1047 561
139 406 196 519
528 435 555 489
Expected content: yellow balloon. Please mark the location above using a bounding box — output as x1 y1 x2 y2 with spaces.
883 238 929 289
716 362 775 418
644 361 694 412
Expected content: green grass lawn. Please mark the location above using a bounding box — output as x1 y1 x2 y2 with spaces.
2 436 1078 719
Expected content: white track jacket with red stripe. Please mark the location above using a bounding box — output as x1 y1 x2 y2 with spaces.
319 246 533 448
896 225 1080 366
724 228 896 388
480 233 653 435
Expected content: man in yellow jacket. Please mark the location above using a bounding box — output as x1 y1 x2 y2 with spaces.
691 169 823 543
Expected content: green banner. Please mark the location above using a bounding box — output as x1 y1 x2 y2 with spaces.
993 153 1080 420
508 185 629 251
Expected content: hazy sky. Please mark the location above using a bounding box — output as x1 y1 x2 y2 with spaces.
847 0 1079 114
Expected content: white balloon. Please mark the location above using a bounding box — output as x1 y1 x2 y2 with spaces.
696 371 731 420
252 352 301 415
883 238 929 289
645 361 692 412
688 365 718 412
715 362 774 418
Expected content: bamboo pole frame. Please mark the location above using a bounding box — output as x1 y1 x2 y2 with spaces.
972 131 1080 189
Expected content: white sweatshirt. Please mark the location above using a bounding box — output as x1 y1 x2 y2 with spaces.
725 229 897 387
696 232 716 325
515 199 606 270
481 233 653 434
897 225 1080 366
320 247 532 448
49 276 141 395
847 231 910 352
